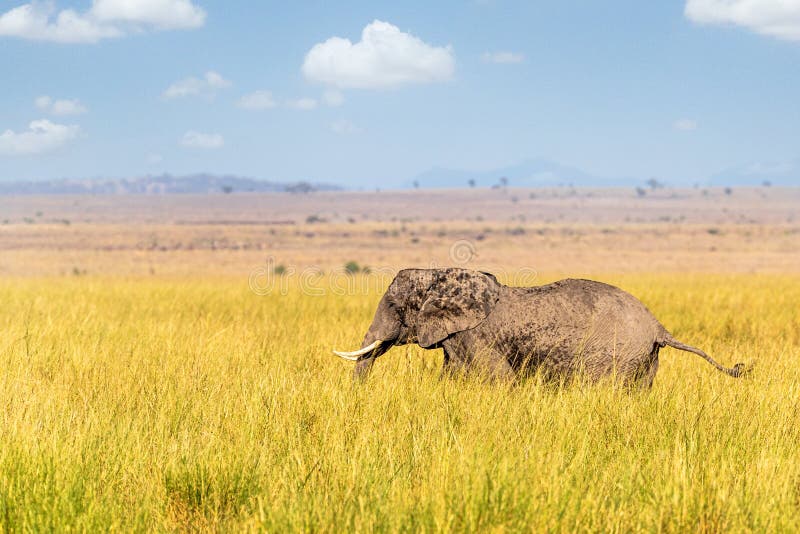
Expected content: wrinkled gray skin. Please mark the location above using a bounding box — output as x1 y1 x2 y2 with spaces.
346 268 748 387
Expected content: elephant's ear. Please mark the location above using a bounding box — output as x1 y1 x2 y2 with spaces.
417 270 501 348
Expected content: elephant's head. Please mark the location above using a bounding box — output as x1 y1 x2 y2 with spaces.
333 268 502 379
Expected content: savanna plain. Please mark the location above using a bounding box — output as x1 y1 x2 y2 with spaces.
1 188 799 532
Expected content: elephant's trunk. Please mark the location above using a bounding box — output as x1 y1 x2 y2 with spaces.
333 295 401 380
347 332 393 381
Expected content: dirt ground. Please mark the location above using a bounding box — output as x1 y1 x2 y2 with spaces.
1 187 798 277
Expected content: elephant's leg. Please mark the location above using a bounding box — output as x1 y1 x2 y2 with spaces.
439 348 463 379
483 352 516 383
443 335 516 383
440 346 467 379
465 345 516 382
626 346 660 390
640 349 660 389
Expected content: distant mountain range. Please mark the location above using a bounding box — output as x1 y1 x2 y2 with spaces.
709 159 800 186
410 157 800 189
2 158 797 195
410 158 638 188
0 174 341 195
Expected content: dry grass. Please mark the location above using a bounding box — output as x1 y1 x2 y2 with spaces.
1 273 799 531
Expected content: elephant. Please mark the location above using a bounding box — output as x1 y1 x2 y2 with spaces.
333 268 748 387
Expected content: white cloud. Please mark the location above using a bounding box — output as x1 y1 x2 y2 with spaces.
0 119 80 155
0 2 120 43
481 51 525 64
673 118 698 131
330 119 360 134
91 0 205 30
322 89 345 107
0 0 205 43
52 99 87 115
685 0 800 41
302 20 455 89
180 130 223 149
286 98 318 110
35 95 87 115
34 95 52 109
163 71 231 99
237 90 277 110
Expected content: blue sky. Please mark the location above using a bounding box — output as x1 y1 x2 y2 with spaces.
1 0 799 187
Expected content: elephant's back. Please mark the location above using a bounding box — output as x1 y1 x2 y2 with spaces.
527 278 660 320
541 277 663 337
500 278 665 377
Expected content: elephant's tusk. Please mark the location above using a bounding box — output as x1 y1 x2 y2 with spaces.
332 340 382 361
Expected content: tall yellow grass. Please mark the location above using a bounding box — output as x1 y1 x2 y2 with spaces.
1 274 798 531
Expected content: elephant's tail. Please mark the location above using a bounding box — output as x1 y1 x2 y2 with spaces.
660 333 750 378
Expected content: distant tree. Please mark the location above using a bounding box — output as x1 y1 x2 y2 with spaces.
468 179 476 188
724 187 733 196
413 180 420 189
221 185 233 194
635 187 647 197
499 176 509 187
762 180 772 187
646 178 663 190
